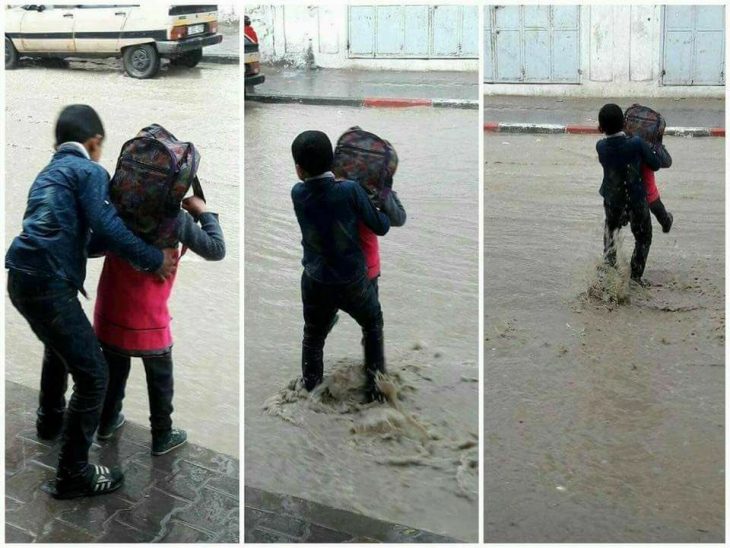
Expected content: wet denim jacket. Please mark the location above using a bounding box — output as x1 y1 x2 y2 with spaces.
596 133 670 207
292 172 390 285
5 145 163 291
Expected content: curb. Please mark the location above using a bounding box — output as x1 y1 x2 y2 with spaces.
484 122 725 137
246 94 479 109
202 54 240 65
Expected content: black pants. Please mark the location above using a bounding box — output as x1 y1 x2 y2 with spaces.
604 200 652 280
99 349 174 436
301 273 384 387
8 270 107 476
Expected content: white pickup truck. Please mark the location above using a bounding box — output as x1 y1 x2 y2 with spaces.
5 4 224 78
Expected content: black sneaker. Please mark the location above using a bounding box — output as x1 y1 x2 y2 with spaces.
662 212 673 233
97 414 125 441
36 416 64 441
152 428 187 456
51 464 124 499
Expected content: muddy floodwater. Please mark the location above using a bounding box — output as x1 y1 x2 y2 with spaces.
245 103 479 541
485 134 724 542
5 61 239 457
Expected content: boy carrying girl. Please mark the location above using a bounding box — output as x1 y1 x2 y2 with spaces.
290 130 392 402
6 105 177 498
596 103 672 285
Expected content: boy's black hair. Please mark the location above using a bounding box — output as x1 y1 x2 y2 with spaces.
55 104 105 146
598 103 624 135
291 130 333 177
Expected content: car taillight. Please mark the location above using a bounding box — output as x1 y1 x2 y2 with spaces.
209 21 218 34
171 25 188 40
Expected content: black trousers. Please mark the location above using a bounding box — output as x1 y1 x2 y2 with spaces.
99 349 174 435
8 270 106 476
604 199 652 280
301 273 384 386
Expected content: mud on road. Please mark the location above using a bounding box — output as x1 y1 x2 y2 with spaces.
484 133 724 542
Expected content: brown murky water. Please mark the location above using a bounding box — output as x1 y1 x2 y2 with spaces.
5 61 240 457
244 103 479 541
485 134 724 542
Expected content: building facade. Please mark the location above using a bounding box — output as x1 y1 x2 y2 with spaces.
247 4 480 71
484 5 725 97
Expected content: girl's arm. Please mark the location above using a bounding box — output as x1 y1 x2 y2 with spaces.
176 208 226 261
381 190 406 227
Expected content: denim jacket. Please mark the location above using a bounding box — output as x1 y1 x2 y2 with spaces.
596 133 670 208
6 145 163 291
292 172 390 285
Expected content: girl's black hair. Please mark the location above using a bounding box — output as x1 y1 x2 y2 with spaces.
55 104 105 146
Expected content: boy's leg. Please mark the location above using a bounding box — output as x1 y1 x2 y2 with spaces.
649 198 673 233
603 203 623 268
628 200 653 281
339 277 386 402
7 271 118 494
301 273 337 390
98 349 131 439
37 346 68 439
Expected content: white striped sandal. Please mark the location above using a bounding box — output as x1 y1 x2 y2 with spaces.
52 463 124 499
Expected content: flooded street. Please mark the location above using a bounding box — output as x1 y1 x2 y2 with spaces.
4 61 240 457
484 134 724 542
244 103 479 541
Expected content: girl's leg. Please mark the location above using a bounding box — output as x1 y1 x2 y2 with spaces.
99 349 131 434
142 352 174 435
649 198 673 233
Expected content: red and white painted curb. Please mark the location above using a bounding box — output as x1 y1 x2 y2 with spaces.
246 93 478 110
484 122 725 137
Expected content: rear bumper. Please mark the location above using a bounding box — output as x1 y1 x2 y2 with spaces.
245 73 265 87
156 34 222 55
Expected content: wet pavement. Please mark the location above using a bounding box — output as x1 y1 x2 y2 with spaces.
484 95 725 128
205 21 240 60
245 102 479 541
484 133 724 542
5 381 239 543
252 65 478 101
245 487 457 543
5 62 240 457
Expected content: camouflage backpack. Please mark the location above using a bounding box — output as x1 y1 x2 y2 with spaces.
624 104 666 145
110 124 205 248
332 126 398 200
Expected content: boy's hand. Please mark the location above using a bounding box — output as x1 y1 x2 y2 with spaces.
156 248 178 280
182 196 207 218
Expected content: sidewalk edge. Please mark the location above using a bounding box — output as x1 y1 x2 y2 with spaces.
484 122 725 137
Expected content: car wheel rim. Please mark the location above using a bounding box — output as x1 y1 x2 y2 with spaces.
131 49 150 71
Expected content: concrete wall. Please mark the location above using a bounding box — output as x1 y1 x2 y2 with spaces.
484 5 724 97
246 4 479 71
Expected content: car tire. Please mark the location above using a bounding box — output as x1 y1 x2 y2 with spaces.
122 43 161 79
5 36 18 70
173 48 203 68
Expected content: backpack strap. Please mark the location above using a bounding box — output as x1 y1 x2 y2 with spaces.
192 175 206 203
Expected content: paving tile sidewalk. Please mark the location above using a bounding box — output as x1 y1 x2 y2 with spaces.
484 95 725 129
5 381 239 543
245 486 459 543
253 65 479 101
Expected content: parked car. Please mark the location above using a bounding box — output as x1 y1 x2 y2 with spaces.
244 15 264 93
5 4 223 79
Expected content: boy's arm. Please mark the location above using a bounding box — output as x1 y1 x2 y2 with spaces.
353 183 390 236
653 143 672 169
76 164 163 272
380 189 406 227
637 138 661 171
176 210 226 261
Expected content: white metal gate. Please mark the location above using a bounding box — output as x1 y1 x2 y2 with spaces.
663 5 725 86
484 5 580 83
348 5 479 59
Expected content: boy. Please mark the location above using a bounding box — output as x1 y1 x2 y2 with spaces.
596 103 669 285
291 130 391 402
6 105 176 498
